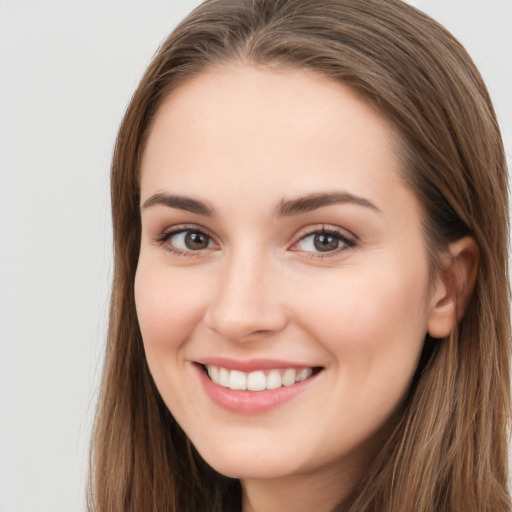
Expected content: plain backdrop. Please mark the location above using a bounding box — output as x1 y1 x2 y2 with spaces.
0 1 510 511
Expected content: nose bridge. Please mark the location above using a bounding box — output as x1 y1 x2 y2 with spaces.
205 243 286 341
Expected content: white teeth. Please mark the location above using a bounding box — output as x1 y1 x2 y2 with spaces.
296 368 313 382
247 371 266 391
205 365 315 391
282 368 296 386
208 365 220 383
229 370 247 390
266 369 282 390
219 367 229 387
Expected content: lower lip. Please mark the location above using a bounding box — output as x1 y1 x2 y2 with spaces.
196 365 320 414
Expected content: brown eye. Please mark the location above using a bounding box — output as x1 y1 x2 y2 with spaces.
313 233 340 252
292 228 356 255
184 231 210 250
158 229 214 253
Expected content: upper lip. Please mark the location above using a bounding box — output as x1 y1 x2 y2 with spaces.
194 357 321 373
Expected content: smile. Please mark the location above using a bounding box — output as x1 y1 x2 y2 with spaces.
204 365 317 391
195 359 324 414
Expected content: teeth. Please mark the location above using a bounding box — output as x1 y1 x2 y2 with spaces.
266 369 282 390
247 370 266 391
282 368 296 386
296 368 313 382
229 370 247 390
219 367 229 387
206 365 315 391
208 365 220 383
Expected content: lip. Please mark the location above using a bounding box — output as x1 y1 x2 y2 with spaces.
193 360 322 414
195 357 316 373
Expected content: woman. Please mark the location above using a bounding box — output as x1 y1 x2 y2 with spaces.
88 0 511 510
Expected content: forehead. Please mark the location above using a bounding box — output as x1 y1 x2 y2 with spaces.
140 64 414 221
145 64 395 150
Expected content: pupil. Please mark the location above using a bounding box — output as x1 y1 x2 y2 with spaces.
314 233 339 252
185 232 209 250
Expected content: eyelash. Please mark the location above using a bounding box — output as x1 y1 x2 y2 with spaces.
291 226 356 257
153 224 214 257
153 224 357 258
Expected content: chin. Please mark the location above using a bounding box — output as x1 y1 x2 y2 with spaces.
194 442 306 480
208 459 299 481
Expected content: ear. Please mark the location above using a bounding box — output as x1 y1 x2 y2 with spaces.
427 236 479 339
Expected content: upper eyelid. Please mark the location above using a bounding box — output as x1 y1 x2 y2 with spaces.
291 224 357 244
154 223 215 240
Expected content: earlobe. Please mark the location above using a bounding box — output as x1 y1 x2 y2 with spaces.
427 236 479 339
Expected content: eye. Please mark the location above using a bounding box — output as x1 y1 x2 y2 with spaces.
174 230 212 250
292 228 355 255
155 227 215 254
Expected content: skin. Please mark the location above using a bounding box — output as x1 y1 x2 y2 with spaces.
135 65 470 512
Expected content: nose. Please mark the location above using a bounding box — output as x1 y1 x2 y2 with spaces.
204 248 288 342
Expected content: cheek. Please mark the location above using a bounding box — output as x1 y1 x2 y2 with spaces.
134 263 208 361
293 259 430 390
134 262 214 422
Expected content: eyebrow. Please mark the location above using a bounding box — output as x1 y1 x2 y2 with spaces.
141 190 380 217
274 191 381 217
141 193 215 216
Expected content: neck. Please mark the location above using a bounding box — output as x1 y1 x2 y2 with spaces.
241 464 359 512
239 410 401 512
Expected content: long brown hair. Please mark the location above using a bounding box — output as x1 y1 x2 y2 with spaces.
88 1 511 510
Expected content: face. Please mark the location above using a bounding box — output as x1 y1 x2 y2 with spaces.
135 65 439 491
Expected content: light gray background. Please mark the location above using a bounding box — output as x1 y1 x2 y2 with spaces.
0 1 510 511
